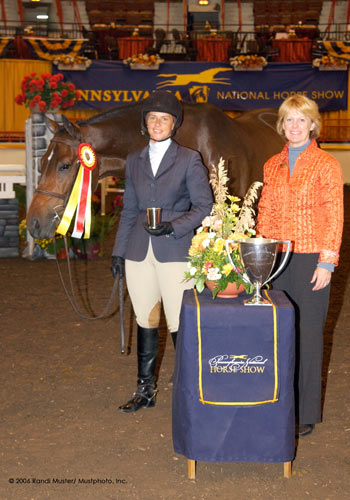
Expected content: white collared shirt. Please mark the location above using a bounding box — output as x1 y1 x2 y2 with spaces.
149 138 172 176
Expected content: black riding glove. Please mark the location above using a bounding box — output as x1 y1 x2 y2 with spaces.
144 222 174 237
111 255 125 279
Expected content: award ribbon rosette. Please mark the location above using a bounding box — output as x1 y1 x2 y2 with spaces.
56 143 97 239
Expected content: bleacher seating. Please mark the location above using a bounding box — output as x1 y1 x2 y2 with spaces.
86 0 154 35
253 0 323 30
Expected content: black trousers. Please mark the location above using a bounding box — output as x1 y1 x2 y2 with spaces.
272 253 330 425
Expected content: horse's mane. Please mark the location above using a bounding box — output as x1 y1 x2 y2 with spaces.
75 99 216 127
78 101 144 126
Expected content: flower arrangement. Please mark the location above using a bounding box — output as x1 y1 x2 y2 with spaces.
53 54 92 69
230 54 267 69
312 55 347 68
184 158 262 298
123 53 164 67
15 72 80 113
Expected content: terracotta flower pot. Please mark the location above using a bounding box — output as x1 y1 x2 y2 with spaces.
205 280 245 298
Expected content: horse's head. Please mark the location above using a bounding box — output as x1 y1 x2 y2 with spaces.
27 115 93 239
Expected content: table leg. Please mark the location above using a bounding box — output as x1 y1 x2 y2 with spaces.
284 461 292 478
187 459 196 479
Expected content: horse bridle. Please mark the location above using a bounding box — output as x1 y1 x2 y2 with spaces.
34 138 81 206
35 188 66 201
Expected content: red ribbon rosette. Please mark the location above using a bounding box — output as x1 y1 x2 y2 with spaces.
57 143 98 239
78 143 97 170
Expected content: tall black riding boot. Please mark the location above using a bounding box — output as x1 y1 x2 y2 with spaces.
118 326 158 413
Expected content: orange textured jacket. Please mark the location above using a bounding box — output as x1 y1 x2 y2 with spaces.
257 139 343 266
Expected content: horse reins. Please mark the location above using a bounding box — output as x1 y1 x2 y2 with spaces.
53 235 121 320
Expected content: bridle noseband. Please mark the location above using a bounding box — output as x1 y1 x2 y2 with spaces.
35 188 67 201
34 138 82 205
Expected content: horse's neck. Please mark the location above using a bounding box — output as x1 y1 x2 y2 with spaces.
82 120 147 179
84 119 146 157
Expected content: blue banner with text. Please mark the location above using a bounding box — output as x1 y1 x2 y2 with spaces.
54 60 348 111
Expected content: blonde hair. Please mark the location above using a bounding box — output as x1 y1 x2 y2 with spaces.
276 95 321 139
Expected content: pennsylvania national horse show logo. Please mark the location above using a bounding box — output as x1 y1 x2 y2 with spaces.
156 67 231 103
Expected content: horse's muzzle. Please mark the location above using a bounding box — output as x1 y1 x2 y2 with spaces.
27 215 58 240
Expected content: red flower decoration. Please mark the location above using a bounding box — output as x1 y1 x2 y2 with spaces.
14 72 79 112
14 94 24 105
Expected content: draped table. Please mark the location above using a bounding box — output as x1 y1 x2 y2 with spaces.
172 288 295 479
117 37 153 60
272 38 312 62
195 37 232 62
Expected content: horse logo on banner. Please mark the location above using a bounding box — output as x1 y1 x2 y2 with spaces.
157 67 231 104
156 67 231 88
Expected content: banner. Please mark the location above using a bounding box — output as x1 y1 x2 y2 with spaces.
53 60 348 111
24 37 86 61
317 40 350 62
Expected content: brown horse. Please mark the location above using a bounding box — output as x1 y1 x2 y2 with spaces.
27 101 284 239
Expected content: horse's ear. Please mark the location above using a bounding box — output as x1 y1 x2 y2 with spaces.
44 116 60 134
61 114 81 142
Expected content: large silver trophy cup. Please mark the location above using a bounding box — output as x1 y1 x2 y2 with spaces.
225 238 291 306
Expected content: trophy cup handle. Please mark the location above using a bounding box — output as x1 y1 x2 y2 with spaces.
263 240 291 286
225 240 251 284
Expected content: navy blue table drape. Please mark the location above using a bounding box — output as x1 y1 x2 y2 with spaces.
172 288 295 463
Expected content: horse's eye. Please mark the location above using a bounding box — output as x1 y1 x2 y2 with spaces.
58 163 71 172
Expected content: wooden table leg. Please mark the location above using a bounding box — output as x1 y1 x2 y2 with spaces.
187 459 196 479
284 461 292 478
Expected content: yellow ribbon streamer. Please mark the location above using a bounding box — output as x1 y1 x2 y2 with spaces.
56 165 83 236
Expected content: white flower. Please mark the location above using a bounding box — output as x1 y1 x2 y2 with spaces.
208 231 216 239
207 267 222 281
202 238 211 248
189 267 197 276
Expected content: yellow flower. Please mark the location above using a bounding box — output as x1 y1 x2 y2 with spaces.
213 238 224 253
228 232 246 240
188 232 209 256
222 263 233 276
227 195 240 203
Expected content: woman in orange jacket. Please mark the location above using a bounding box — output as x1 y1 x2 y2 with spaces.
257 95 343 437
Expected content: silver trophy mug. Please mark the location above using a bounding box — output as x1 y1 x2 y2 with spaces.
225 238 291 306
147 207 162 229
